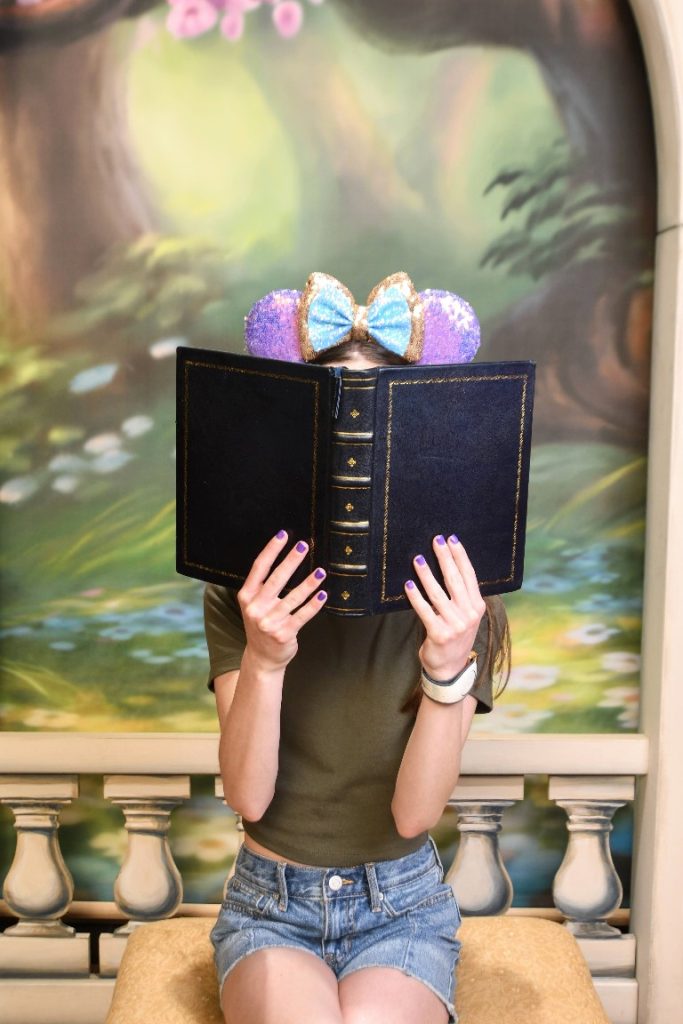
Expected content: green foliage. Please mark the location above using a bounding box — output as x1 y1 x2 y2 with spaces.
49 234 237 349
481 138 651 282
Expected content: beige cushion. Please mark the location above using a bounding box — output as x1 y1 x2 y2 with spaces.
105 915 610 1024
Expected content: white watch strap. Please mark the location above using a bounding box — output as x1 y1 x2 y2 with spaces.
420 658 478 704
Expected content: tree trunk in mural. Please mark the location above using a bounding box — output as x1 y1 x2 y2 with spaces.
0 0 158 331
336 0 656 448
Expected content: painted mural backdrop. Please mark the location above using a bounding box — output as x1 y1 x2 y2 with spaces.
0 0 653 906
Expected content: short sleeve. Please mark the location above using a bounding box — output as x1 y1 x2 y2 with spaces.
469 595 507 715
203 584 247 692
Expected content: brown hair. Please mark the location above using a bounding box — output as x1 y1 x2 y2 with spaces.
311 336 409 367
312 339 512 716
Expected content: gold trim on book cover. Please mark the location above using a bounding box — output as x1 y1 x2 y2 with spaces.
182 359 321 579
333 431 374 440
380 373 530 604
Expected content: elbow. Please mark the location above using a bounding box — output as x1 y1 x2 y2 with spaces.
392 804 434 839
223 788 274 823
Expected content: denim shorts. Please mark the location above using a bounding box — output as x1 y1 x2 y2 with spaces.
209 834 463 1023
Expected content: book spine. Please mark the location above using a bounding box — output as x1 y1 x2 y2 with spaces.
324 373 377 614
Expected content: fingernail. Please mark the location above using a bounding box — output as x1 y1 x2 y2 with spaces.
314 568 326 580
436 535 446 545
415 554 426 566
448 534 459 545
296 541 308 553
276 529 287 540
406 580 415 590
317 590 327 601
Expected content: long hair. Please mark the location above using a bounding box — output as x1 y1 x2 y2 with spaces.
312 338 512 715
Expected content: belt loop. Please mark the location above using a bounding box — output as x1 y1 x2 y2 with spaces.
428 834 445 880
276 861 288 911
364 862 384 913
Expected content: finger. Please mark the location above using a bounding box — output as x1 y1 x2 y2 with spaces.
289 587 328 630
447 535 485 610
412 554 461 620
432 535 470 610
239 529 289 603
259 538 312 601
403 578 440 630
278 566 327 615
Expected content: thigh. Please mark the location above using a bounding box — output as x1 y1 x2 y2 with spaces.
220 946 344 1024
338 966 449 1024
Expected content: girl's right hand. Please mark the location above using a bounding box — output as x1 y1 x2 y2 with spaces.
236 530 327 673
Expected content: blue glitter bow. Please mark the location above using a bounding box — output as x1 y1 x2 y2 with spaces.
298 272 424 362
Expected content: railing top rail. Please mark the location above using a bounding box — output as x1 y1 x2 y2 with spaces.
0 731 649 776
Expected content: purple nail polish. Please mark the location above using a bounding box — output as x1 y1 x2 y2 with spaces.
415 554 426 566
448 534 460 545
314 568 326 580
317 590 327 601
296 541 307 553
276 529 287 540
436 535 446 545
406 580 415 590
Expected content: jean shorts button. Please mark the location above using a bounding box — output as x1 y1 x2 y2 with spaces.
328 874 343 891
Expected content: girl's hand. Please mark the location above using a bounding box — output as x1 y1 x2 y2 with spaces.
237 530 327 673
404 534 486 681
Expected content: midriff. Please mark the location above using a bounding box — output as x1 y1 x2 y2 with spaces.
243 830 317 867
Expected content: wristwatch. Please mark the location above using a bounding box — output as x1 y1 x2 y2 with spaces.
420 650 478 705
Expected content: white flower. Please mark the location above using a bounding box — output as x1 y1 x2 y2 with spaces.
0 476 39 504
122 415 154 438
601 652 641 674
618 707 639 729
69 363 118 394
52 475 80 494
83 432 122 454
173 833 239 863
598 685 640 708
23 708 79 729
90 450 135 474
509 665 559 691
48 453 88 473
565 623 619 645
150 338 184 359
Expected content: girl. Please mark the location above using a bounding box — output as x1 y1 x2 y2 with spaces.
203 279 510 1024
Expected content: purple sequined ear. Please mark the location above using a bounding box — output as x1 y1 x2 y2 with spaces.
244 290 303 362
416 290 480 365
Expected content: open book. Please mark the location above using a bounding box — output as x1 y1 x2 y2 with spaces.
176 347 535 615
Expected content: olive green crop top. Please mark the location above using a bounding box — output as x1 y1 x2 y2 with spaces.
203 584 499 866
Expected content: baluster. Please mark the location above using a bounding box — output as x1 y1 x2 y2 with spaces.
0 775 90 976
99 775 189 977
549 775 633 938
214 778 244 886
444 776 523 916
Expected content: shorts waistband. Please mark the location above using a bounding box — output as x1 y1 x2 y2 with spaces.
233 835 444 912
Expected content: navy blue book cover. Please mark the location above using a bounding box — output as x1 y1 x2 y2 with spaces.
176 348 535 614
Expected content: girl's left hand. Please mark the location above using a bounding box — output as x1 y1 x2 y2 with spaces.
404 534 486 682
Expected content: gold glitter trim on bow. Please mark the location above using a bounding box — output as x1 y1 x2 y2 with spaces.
297 271 425 363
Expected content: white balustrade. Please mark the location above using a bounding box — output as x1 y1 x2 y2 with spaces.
0 732 648 1024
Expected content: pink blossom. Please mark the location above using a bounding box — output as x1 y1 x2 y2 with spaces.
166 0 218 39
220 9 244 39
273 0 303 37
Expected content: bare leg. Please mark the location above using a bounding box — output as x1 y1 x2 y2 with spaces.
220 947 345 1024
339 966 450 1024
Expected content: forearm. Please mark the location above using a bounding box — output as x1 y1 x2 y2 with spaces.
219 646 285 821
391 692 476 837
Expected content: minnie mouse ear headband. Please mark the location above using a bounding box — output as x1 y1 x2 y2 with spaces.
244 271 481 365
